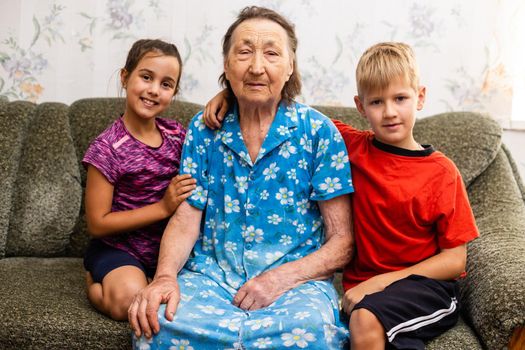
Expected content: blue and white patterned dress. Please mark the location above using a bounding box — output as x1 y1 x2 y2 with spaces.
134 101 354 350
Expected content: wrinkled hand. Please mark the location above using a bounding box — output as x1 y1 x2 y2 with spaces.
160 174 196 215
128 276 180 339
342 276 386 315
203 89 229 129
233 271 290 310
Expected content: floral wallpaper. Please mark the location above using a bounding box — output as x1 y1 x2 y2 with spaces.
0 0 523 125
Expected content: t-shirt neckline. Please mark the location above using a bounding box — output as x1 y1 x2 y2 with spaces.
372 137 434 157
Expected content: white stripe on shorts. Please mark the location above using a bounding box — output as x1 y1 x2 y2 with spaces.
386 297 457 343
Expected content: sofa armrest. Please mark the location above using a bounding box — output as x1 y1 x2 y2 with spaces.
459 148 525 349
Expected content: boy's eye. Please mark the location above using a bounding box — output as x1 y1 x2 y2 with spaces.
370 100 382 105
396 96 407 102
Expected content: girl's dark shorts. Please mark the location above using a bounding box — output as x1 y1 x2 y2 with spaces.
83 239 156 283
352 274 460 350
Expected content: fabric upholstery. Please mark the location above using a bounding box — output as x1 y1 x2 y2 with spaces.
0 101 36 258
0 98 523 349
459 149 525 349
0 257 130 350
6 103 82 257
413 112 502 186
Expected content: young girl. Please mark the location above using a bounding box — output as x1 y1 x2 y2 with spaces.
82 39 196 320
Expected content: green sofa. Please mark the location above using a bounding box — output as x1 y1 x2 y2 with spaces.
0 98 523 349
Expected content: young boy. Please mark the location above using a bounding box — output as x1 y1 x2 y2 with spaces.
333 42 479 349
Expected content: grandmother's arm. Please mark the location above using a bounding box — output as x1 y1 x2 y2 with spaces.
128 201 203 338
233 194 353 310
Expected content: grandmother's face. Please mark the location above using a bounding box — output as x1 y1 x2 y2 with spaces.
224 18 294 108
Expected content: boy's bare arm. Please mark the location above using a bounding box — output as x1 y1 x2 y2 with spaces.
342 244 467 314
203 89 230 129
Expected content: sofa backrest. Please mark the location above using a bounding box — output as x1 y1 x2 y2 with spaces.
0 98 504 259
1 101 82 258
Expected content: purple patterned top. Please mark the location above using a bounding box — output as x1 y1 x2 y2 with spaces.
82 116 186 268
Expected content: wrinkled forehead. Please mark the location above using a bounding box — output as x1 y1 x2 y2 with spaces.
230 18 289 50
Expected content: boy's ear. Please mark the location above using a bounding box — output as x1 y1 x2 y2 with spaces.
120 69 129 88
354 95 366 117
417 86 426 111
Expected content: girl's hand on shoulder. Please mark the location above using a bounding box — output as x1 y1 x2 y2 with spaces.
203 89 229 129
160 174 196 215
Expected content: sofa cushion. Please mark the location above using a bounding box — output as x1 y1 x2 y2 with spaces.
6 103 82 257
459 148 525 349
0 257 130 349
425 317 482 349
413 112 502 186
0 101 36 258
67 98 203 257
0 257 483 350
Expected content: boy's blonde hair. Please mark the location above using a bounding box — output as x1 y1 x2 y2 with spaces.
356 42 419 98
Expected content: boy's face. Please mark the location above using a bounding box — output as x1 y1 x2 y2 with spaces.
354 77 426 150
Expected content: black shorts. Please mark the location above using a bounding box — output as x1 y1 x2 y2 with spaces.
83 239 156 283
353 274 459 350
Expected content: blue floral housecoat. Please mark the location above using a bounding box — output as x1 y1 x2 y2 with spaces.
134 101 354 350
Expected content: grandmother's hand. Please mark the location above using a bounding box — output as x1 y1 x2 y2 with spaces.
203 89 229 129
128 276 180 339
233 270 291 310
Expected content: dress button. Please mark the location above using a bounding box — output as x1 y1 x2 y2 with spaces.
245 243 253 250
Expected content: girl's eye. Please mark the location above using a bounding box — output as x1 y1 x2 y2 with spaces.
162 82 174 89
142 74 151 81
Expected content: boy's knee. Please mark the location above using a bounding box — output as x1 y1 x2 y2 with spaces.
350 308 385 346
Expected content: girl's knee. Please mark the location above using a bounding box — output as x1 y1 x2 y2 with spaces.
105 282 143 320
105 290 135 320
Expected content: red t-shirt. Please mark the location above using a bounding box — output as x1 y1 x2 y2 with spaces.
333 120 479 291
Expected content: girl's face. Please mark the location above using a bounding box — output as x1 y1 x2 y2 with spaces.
121 52 180 122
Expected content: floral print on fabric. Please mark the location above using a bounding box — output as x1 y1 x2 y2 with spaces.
133 101 353 349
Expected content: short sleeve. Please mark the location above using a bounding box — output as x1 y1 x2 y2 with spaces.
179 112 212 210
435 169 479 248
310 114 354 201
82 138 120 185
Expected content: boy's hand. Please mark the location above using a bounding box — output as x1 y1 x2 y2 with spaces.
203 89 229 129
342 275 387 315
160 174 196 215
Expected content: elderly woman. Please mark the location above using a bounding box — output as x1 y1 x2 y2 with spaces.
129 6 354 349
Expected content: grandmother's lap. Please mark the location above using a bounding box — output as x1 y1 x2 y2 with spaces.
133 270 349 349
